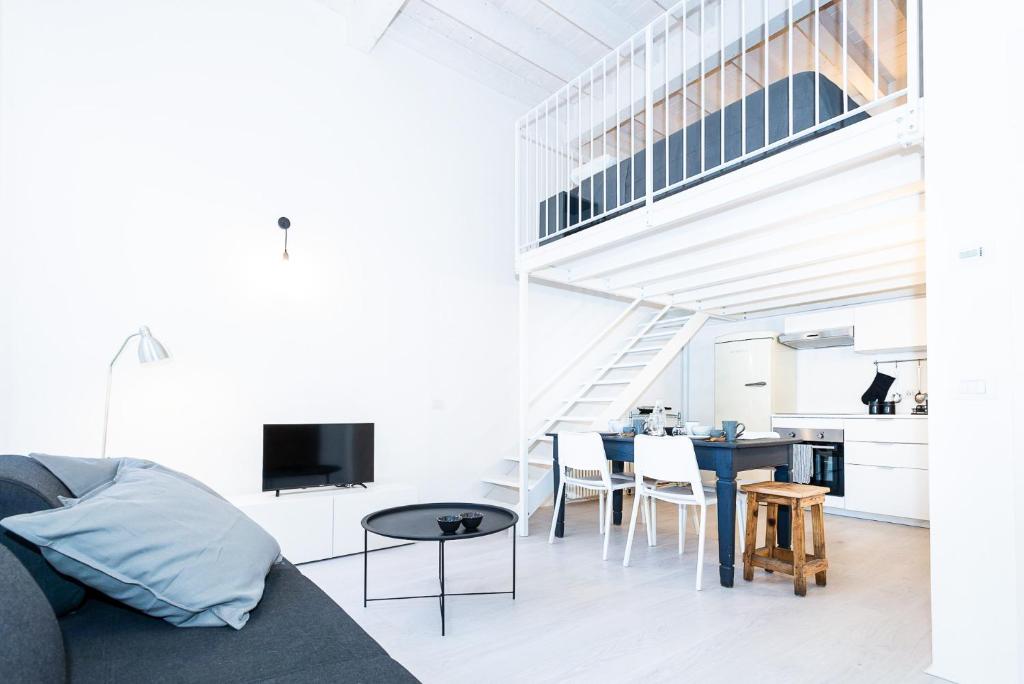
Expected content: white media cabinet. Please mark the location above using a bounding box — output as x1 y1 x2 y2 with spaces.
230 483 418 563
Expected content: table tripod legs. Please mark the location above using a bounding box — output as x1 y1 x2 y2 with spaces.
438 540 446 636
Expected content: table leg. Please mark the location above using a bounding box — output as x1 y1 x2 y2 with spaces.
716 473 737 588
512 529 517 600
553 440 565 538
774 463 792 549
439 540 446 636
363 529 368 608
612 460 624 525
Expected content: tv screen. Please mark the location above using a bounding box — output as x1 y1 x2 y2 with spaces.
262 423 374 493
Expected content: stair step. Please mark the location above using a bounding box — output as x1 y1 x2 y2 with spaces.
581 380 630 386
481 474 546 490
561 397 613 403
531 435 554 442
626 331 677 341
621 346 662 354
595 363 646 370
544 416 596 423
504 455 552 466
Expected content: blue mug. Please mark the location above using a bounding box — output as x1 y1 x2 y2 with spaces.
722 420 746 441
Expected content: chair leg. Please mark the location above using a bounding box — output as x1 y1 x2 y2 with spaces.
690 505 700 533
811 502 827 587
548 480 566 544
742 492 759 582
602 487 615 561
696 505 707 591
651 499 659 548
678 504 687 556
598 490 605 534
623 492 643 567
643 497 654 547
793 504 807 597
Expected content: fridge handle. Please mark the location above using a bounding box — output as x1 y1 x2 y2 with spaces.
744 381 767 387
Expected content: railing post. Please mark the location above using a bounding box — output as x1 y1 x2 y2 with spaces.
517 270 530 536
644 23 653 207
513 118 521 254
906 0 921 104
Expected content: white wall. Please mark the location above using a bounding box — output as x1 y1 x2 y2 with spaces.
924 2 1024 681
0 0 631 503
685 307 927 424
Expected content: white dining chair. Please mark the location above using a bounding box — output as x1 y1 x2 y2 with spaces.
548 432 638 560
624 435 716 590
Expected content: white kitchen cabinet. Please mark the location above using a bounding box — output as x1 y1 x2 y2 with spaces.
854 298 927 354
844 418 928 444
714 332 795 432
845 464 929 521
846 442 929 469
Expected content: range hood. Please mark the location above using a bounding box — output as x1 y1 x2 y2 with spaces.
778 326 855 350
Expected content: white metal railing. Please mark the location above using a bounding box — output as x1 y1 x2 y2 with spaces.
514 0 919 253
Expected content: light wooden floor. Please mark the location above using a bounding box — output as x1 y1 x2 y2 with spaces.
301 497 934 684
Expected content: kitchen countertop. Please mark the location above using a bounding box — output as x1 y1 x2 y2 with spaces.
772 412 928 420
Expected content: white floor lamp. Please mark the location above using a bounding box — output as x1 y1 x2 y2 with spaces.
101 326 170 458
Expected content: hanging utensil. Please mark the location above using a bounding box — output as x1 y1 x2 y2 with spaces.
914 360 927 404
889 360 902 403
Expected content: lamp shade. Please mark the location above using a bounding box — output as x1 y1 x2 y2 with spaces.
136 326 169 363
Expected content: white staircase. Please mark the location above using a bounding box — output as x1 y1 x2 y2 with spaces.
481 303 709 523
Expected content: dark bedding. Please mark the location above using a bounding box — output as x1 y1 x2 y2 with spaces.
537 71 868 243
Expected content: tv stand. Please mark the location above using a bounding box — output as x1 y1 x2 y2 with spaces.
274 482 368 497
231 483 417 563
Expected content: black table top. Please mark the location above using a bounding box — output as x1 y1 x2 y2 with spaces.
361 502 518 542
547 433 802 449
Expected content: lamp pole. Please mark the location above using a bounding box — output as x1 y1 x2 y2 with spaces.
101 326 169 458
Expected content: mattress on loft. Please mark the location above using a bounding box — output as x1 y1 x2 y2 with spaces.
537 71 869 243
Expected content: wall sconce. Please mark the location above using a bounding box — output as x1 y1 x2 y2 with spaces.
278 217 290 261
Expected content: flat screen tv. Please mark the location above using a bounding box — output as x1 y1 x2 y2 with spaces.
262 423 374 494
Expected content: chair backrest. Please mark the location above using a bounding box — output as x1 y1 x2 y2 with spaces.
557 432 609 483
634 435 705 503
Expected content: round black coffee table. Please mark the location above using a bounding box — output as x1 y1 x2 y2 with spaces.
361 502 518 636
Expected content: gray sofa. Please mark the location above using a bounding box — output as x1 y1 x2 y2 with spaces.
0 455 418 683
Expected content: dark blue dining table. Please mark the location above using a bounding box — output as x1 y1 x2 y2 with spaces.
549 433 801 587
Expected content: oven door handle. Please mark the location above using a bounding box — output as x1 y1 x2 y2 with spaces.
809 445 837 451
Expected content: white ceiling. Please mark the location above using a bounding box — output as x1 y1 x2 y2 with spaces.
384 0 675 106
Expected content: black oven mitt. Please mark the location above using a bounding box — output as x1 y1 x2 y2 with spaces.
861 372 896 405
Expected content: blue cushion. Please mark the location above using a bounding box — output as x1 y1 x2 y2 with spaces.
29 452 224 500
2 465 281 629
0 454 87 616
0 543 66 684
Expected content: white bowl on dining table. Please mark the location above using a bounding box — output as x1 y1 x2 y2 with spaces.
689 425 712 438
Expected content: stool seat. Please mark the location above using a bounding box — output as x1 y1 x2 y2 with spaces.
741 481 829 597
740 482 830 498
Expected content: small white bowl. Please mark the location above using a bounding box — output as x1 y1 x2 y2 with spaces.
690 425 712 437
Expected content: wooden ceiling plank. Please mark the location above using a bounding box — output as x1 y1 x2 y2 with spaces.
399 0 564 95
387 13 549 105
423 0 589 82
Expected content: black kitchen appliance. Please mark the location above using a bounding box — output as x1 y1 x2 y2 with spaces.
775 426 845 498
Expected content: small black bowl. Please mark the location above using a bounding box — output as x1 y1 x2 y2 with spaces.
459 512 484 531
437 515 461 534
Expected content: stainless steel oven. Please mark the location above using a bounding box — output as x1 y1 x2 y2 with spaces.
775 427 844 497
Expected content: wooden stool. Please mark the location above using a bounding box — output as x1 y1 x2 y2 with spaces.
741 482 830 596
